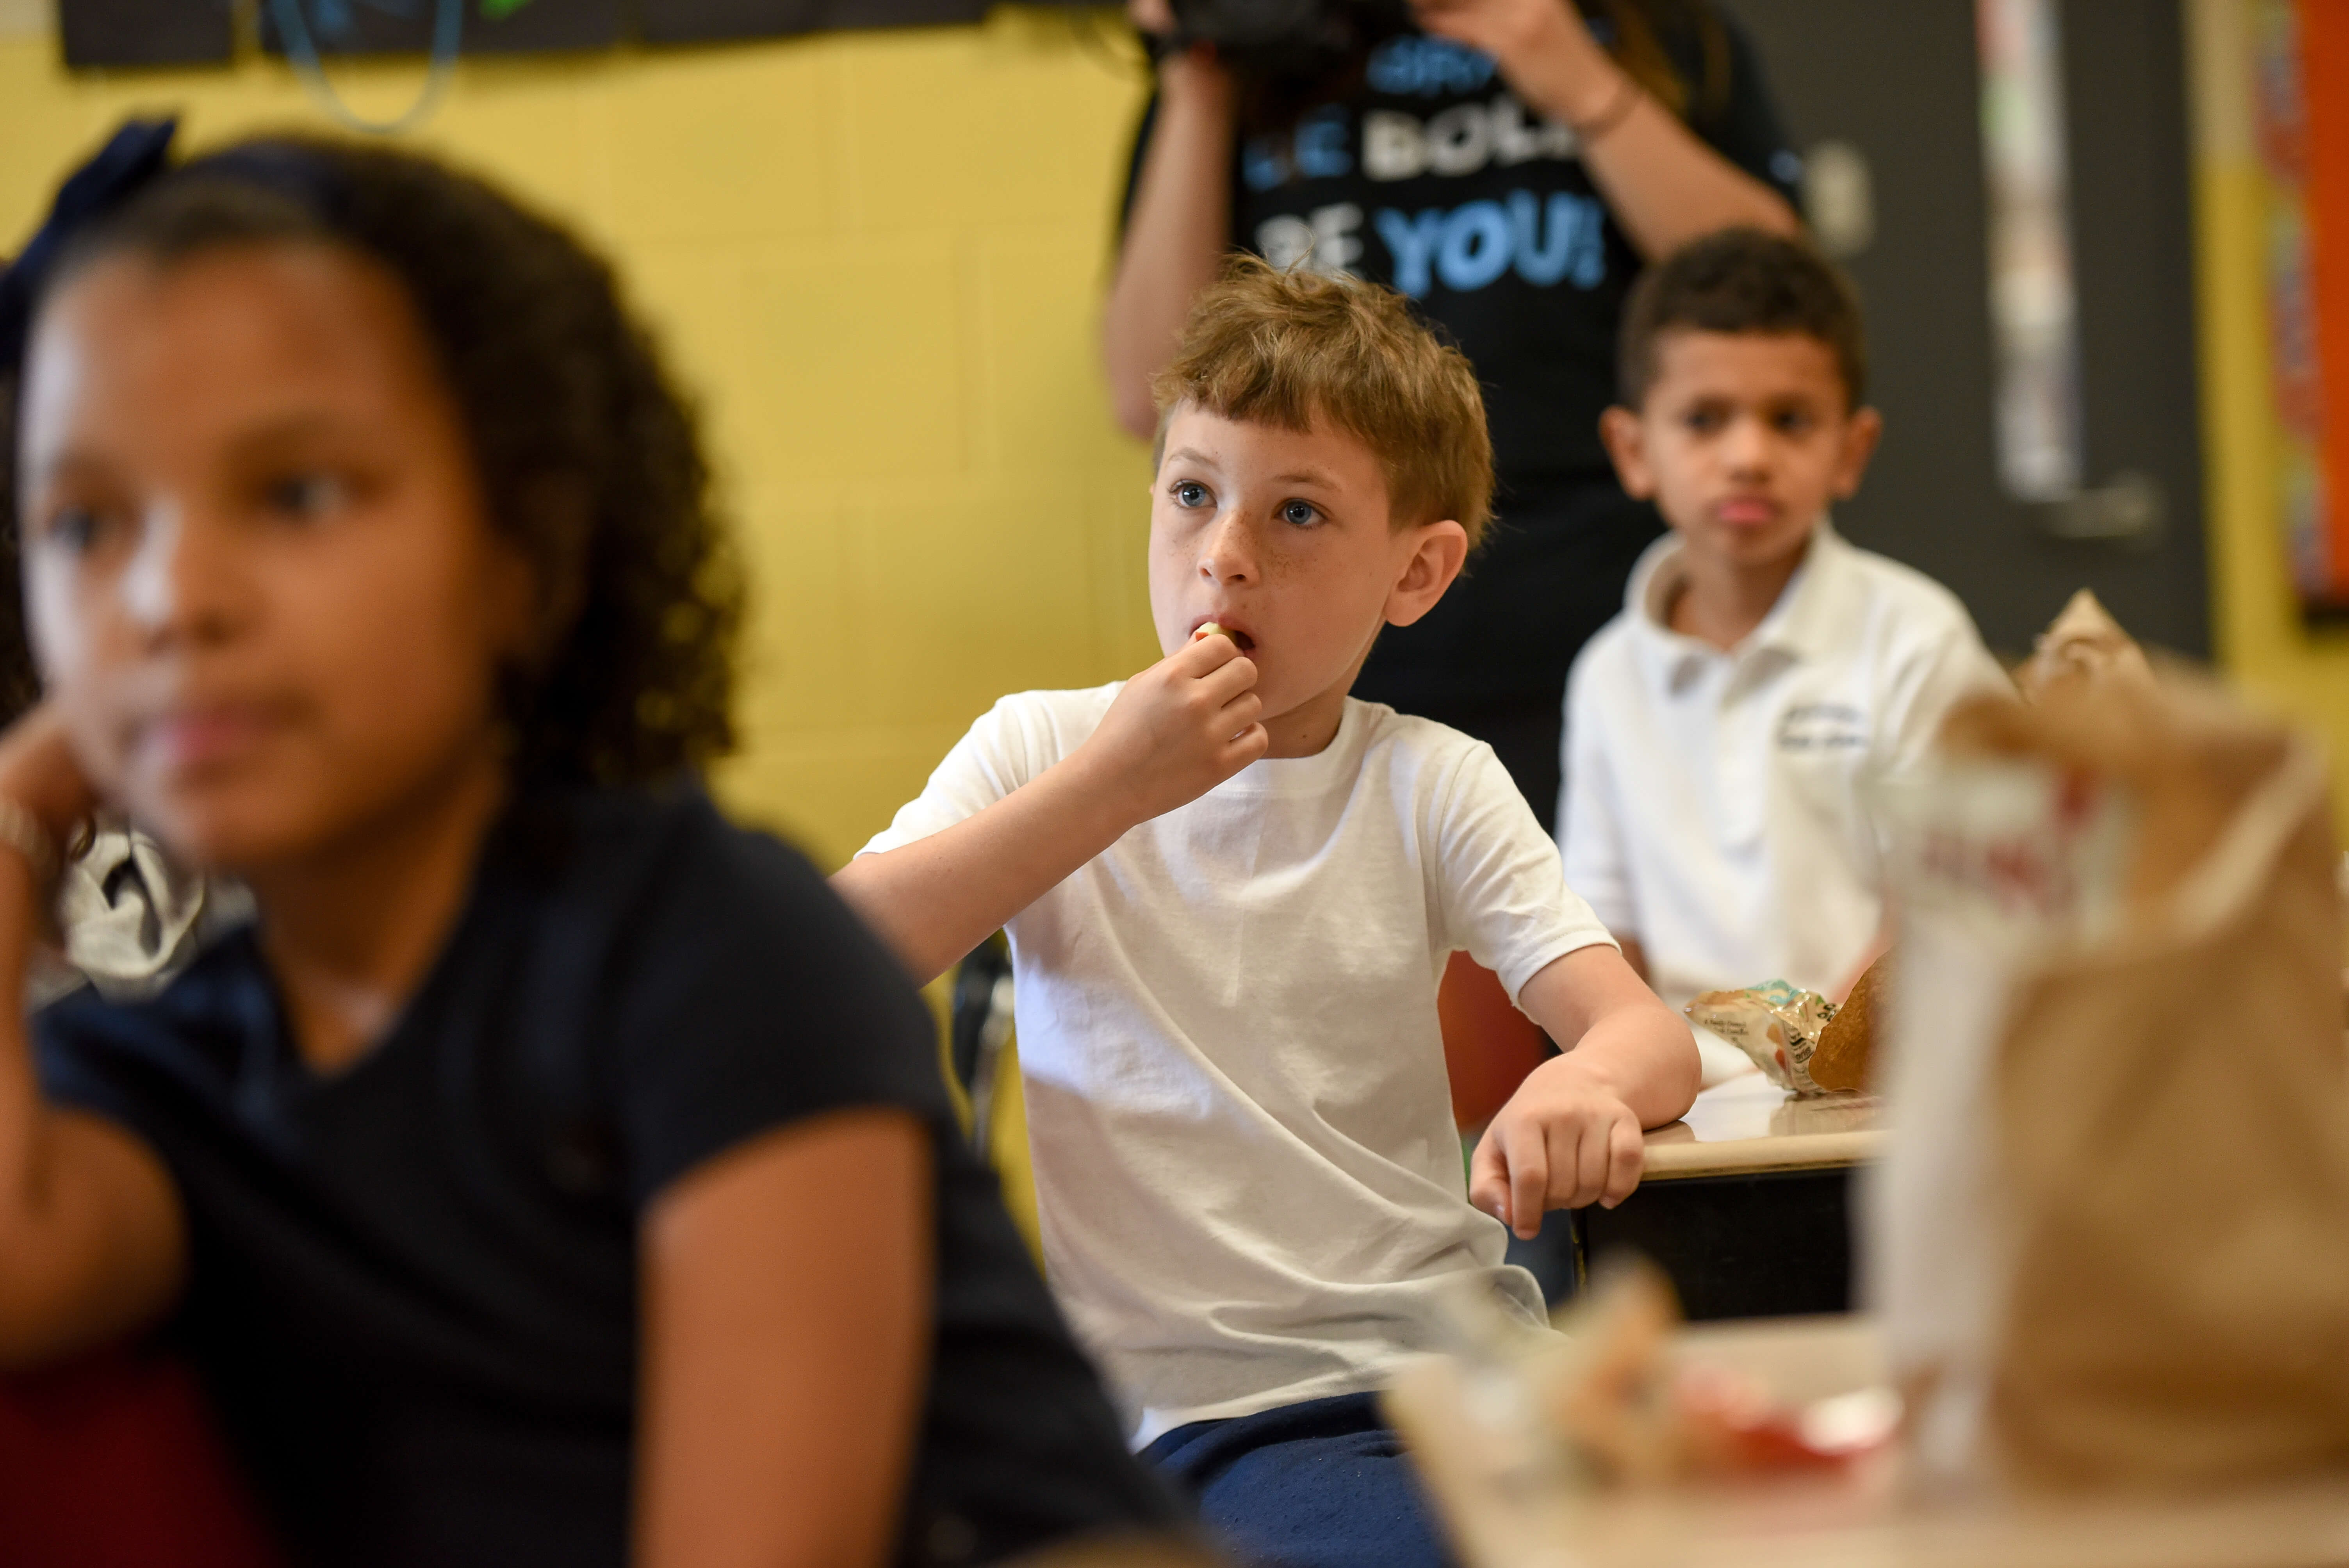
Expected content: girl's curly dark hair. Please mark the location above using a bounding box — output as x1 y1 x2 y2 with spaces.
0 134 740 786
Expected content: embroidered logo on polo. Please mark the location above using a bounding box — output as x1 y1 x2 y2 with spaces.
1242 37 1609 300
1776 704 1870 752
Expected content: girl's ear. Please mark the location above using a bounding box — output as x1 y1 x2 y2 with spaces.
1599 406 1655 499
1385 519 1468 629
504 474 593 673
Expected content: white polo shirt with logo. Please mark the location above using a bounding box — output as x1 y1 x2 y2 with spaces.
1558 523 2006 1039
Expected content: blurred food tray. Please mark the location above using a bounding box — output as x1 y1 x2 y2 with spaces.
1386 1316 2349 1568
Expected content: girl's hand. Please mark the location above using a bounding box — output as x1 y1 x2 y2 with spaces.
0 704 99 857
1469 1053 1647 1237
1413 0 1622 125
1079 634 1266 827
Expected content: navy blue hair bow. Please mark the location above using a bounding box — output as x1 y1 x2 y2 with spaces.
0 117 178 380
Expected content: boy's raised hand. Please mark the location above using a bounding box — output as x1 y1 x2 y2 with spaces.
832 636 1266 986
1078 634 1267 825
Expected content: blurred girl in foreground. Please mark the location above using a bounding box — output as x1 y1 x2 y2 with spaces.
0 124 1177 1568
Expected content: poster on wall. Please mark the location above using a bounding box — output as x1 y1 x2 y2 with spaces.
640 0 986 45
2251 0 2349 617
257 0 624 57
58 0 235 67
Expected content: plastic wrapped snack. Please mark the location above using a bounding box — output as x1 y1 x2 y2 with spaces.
1684 980 1845 1096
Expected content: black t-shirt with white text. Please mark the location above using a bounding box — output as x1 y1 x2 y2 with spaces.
36 786 1176 1568
1124 14 1798 714
1220 18 1798 482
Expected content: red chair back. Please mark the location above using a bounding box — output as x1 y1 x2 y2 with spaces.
0 1347 280 1568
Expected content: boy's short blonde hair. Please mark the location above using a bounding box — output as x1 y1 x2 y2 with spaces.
1151 257 1495 550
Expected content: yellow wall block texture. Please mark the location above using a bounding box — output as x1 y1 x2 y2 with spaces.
0 8 1159 868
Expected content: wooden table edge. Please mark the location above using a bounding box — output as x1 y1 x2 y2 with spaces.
1641 1127 1887 1180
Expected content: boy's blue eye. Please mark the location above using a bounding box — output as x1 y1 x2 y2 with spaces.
1172 480 1211 509
1279 499 1321 527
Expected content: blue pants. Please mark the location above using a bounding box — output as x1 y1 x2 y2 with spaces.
1141 1393 1455 1568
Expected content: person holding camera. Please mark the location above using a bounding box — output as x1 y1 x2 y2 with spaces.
1105 0 1801 834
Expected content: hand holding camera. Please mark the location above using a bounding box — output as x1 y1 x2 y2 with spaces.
1130 0 1632 144
1412 0 1627 129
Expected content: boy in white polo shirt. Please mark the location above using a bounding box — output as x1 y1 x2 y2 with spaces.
1563 229 2004 1063
835 258 1697 1568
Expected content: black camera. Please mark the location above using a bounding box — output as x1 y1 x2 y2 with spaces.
1167 0 1417 89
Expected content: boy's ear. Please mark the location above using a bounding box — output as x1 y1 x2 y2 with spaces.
1832 405 1884 499
1385 519 1469 629
1599 406 1656 500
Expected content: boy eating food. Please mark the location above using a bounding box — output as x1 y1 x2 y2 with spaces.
1563 228 2004 1058
835 258 1697 1568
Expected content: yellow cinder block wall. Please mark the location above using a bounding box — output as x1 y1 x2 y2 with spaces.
0 8 1162 871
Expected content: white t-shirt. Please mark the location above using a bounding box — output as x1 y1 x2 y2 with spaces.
863 690 1615 1445
1559 522 2006 1022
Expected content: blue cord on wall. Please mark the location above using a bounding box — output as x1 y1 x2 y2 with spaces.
269 0 465 135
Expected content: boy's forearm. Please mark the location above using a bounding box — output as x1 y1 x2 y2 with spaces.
831 754 1142 986
1547 1004 1699 1129
1518 947 1699 1128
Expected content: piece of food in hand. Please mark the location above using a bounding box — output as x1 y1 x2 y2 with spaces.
1193 622 1235 643
1809 954 1884 1093
1685 980 1845 1096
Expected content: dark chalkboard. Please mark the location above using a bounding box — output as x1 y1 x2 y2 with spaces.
640 0 987 45
59 0 236 68
256 0 625 57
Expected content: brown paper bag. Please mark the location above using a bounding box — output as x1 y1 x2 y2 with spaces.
2014 587 2155 702
1873 668 2349 1490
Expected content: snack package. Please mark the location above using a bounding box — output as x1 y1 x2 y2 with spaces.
1684 980 1845 1096
1866 664 2349 1491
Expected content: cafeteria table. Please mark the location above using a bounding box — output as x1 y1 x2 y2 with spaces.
1570 1072 1884 1319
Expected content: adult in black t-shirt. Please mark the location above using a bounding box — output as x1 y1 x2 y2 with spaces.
1105 0 1801 829
35 786 1182 1568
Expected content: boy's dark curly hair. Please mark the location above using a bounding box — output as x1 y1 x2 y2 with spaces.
1616 226 1868 412
0 134 740 786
